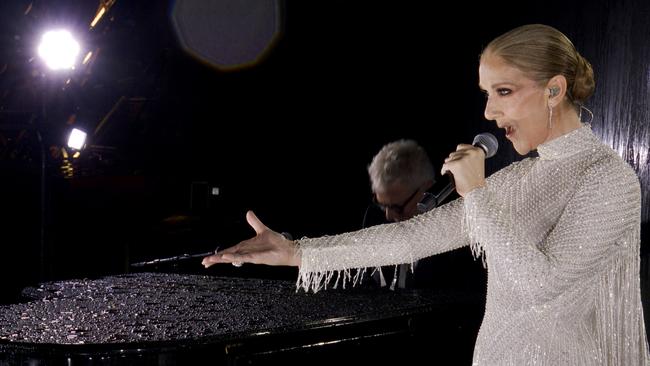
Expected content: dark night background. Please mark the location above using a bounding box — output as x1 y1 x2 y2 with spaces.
0 0 648 338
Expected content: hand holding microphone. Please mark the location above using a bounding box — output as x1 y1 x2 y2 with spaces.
439 133 498 199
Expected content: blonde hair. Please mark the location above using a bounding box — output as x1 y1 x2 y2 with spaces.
481 24 595 104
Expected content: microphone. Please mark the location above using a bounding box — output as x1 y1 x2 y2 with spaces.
131 251 216 268
429 132 498 208
416 192 437 213
472 132 499 159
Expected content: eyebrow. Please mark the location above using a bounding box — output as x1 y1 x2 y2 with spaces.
478 82 515 91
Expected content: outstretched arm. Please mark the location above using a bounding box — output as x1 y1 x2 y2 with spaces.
202 210 300 267
204 144 487 274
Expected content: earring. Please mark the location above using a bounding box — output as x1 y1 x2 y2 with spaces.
547 87 558 129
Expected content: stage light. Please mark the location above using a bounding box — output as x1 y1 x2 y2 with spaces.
37 30 80 70
82 51 93 65
67 128 87 150
90 7 106 28
91 1 115 29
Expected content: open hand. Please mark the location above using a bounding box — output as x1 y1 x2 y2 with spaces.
202 210 300 268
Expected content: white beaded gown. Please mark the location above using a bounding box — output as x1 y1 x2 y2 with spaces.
296 124 650 365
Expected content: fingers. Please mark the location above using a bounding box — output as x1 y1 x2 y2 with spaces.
201 237 263 267
201 251 245 268
222 252 256 264
201 243 245 267
440 164 450 176
202 247 263 268
442 145 473 173
441 146 485 173
202 211 269 268
444 151 467 163
444 144 477 161
246 210 268 234
202 210 292 269
441 153 463 176
442 143 487 197
202 253 225 268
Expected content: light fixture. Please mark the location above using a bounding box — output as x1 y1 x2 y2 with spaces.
67 128 87 150
91 0 116 28
37 29 80 70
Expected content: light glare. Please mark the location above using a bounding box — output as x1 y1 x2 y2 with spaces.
67 128 87 150
37 30 80 70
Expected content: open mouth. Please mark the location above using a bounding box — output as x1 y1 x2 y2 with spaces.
505 126 514 138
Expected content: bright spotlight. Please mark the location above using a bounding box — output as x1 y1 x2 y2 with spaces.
37 30 81 70
67 128 87 150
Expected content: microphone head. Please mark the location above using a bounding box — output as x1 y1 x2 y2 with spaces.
472 132 498 158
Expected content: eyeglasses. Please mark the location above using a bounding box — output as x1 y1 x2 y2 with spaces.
372 187 420 215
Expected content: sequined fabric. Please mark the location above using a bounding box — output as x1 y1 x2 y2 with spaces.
296 124 649 365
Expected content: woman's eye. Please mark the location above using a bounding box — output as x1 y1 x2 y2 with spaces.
496 88 512 96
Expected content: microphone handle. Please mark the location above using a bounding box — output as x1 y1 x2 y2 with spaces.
130 251 216 267
131 233 295 268
433 175 456 207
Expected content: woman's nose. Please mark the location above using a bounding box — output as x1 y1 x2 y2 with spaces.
484 98 498 121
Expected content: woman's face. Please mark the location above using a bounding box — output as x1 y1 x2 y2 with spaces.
479 53 550 155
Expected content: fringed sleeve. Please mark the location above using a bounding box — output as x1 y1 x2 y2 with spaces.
296 197 470 293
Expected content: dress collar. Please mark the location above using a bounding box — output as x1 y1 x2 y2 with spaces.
536 123 599 160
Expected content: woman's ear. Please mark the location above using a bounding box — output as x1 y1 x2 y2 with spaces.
546 75 567 107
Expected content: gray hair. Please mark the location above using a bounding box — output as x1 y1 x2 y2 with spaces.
367 139 435 193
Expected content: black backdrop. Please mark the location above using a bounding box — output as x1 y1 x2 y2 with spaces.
0 0 648 325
